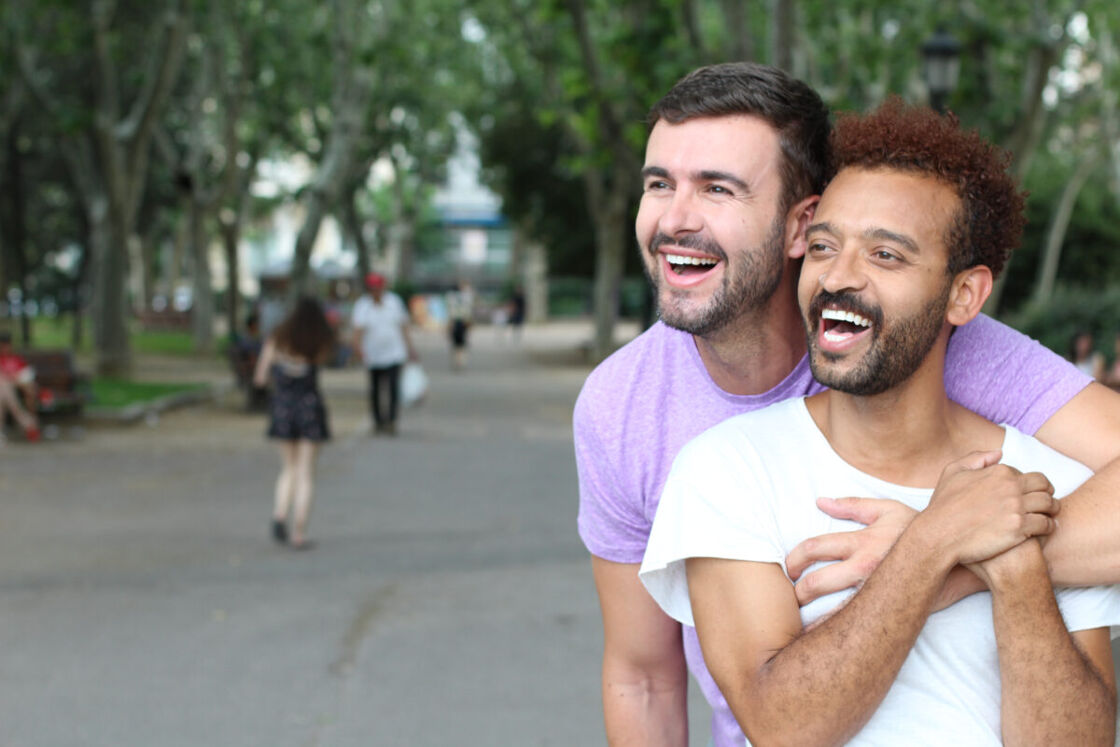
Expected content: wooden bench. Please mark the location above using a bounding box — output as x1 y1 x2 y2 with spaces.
19 349 90 418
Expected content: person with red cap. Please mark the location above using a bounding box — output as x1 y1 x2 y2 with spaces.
350 272 417 435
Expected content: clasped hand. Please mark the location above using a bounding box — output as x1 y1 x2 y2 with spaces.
786 450 1057 606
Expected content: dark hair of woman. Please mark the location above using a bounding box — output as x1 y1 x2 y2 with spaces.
272 296 335 362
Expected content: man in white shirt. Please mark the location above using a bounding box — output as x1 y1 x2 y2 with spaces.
640 99 1120 745
350 272 417 436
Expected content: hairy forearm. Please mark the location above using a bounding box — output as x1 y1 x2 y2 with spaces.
984 543 1115 745
732 532 949 745
1042 458 1120 586
602 660 688 747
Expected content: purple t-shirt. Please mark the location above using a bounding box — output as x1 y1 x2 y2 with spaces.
574 314 1091 747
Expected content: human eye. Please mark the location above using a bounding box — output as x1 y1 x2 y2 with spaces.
644 178 670 192
706 183 733 196
806 240 834 257
871 248 903 263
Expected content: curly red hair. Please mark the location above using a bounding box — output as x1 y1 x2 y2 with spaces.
829 97 1025 279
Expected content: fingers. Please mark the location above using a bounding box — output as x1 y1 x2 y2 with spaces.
946 449 1004 474
792 560 873 607
1022 489 1060 517
1021 512 1057 539
1019 471 1055 499
815 496 887 525
786 531 859 580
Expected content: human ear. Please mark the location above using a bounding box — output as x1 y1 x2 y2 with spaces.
946 265 993 326
786 195 819 259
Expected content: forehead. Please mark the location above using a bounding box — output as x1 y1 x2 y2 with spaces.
645 115 783 179
816 167 959 249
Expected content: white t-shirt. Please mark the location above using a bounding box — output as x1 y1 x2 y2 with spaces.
640 397 1120 746
351 292 408 367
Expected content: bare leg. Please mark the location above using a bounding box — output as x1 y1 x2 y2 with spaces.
289 440 319 546
0 378 37 433
273 441 299 524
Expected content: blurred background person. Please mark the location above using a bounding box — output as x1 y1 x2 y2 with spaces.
0 331 40 442
253 297 335 550
351 272 417 436
507 285 526 343
446 280 475 371
1070 330 1105 381
1107 331 1120 388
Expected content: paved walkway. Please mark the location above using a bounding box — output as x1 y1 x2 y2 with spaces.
0 321 710 747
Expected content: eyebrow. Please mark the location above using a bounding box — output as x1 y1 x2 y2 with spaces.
806 221 920 254
641 166 753 195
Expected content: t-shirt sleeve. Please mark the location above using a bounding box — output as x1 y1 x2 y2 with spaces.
350 298 367 328
1055 584 1120 634
639 429 784 626
944 314 1091 435
574 383 650 564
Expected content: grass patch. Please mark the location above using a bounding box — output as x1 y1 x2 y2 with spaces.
18 316 211 357
89 378 205 409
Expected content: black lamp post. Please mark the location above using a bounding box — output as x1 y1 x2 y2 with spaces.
921 27 961 114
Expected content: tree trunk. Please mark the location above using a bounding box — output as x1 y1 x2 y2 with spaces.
93 203 131 376
590 168 630 360
769 0 795 71
721 0 754 61
188 196 214 351
2 115 32 344
1032 155 1096 304
289 187 329 297
523 238 549 324
343 188 372 278
220 218 241 341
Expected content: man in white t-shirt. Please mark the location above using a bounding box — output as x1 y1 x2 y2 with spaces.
640 99 1120 744
350 272 417 436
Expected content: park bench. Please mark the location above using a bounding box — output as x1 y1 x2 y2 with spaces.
20 349 90 418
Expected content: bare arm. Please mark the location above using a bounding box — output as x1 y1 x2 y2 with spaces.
401 323 418 362
969 540 1116 746
1033 382 1120 584
692 453 1058 745
251 338 275 388
591 557 688 747
791 383 1120 605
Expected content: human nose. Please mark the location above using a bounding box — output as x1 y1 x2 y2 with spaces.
818 247 866 294
657 189 702 236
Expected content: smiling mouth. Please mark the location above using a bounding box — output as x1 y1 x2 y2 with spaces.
820 307 873 343
664 253 719 276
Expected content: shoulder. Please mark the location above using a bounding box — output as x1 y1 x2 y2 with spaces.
575 323 685 421
680 398 808 464
1000 426 1092 496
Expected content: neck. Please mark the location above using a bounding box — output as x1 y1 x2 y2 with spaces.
806 339 1003 487
693 271 807 395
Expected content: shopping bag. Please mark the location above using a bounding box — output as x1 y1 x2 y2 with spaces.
399 362 429 407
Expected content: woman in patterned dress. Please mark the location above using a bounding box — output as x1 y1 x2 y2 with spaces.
253 297 335 549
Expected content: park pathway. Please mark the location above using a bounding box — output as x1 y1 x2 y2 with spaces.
0 321 711 747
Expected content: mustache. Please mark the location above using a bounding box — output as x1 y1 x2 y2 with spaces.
807 289 883 328
649 232 727 262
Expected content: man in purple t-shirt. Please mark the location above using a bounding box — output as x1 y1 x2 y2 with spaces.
574 62 1120 747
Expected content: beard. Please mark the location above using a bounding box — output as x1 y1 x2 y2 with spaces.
805 284 950 396
644 214 787 337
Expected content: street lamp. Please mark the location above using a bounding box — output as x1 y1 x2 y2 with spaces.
921 26 961 114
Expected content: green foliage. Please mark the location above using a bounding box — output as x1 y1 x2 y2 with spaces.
1008 286 1120 361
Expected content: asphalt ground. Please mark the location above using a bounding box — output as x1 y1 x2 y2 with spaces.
2 320 1116 745
0 321 711 747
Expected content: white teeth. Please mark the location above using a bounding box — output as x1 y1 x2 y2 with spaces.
821 308 871 327
665 253 717 266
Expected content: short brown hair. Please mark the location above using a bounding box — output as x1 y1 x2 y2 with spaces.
830 97 1025 278
649 62 831 215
